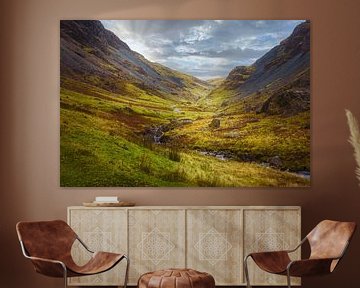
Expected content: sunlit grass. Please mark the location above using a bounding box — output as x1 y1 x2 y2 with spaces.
60 77 310 187
165 112 310 171
61 106 309 187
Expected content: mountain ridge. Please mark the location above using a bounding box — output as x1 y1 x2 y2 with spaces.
60 20 211 101
207 20 310 115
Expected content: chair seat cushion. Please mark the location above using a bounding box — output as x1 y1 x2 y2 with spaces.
138 268 215 288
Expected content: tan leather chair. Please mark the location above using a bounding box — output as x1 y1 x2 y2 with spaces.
16 220 129 288
244 220 356 288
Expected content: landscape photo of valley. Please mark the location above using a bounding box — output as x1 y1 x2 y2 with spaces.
60 20 310 187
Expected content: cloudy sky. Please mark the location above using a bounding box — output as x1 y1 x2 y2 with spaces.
101 20 304 80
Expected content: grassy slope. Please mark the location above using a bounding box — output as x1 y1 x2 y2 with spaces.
196 79 310 172
60 78 309 187
167 112 310 171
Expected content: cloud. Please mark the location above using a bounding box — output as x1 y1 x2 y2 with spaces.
101 20 304 79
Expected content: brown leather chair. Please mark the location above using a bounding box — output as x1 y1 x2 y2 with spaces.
244 220 356 288
16 220 129 288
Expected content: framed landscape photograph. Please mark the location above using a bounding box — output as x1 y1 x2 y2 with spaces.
60 20 310 187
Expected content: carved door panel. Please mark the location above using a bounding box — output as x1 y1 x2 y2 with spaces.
243 209 301 286
128 209 186 284
187 209 243 285
68 208 127 286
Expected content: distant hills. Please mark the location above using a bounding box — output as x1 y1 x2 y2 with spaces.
207 21 310 116
60 20 211 101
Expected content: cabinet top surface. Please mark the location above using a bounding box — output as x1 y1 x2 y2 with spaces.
68 205 301 210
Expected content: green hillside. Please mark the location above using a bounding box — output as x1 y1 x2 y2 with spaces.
60 78 309 187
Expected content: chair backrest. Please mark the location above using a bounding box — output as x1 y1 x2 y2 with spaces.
16 220 77 261
307 220 356 261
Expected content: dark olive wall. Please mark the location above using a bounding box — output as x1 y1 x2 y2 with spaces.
1 0 360 287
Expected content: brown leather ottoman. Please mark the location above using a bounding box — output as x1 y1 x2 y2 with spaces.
138 268 215 288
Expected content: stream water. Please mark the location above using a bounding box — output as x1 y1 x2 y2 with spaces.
144 124 310 180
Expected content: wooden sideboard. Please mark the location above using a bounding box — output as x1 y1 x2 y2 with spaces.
67 206 301 286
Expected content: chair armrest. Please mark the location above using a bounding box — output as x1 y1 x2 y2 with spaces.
76 236 94 253
26 255 65 265
19 240 67 277
248 250 289 256
245 237 306 259
26 255 67 278
286 237 307 253
287 258 336 277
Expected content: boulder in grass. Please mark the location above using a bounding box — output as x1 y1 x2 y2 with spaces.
209 118 221 129
268 156 283 168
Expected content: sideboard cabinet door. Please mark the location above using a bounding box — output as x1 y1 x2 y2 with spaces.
187 209 243 285
128 209 186 284
68 208 127 286
243 208 301 286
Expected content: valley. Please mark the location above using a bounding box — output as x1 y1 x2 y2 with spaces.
60 76 309 187
60 20 310 187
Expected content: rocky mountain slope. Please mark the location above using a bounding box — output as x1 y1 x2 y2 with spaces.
60 20 211 101
208 21 310 115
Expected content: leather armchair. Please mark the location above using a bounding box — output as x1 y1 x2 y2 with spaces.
244 220 356 288
16 220 129 288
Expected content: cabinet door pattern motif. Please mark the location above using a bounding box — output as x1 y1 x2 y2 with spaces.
194 227 233 265
68 206 300 286
138 227 175 265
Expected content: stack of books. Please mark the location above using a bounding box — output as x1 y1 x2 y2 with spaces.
93 196 119 204
82 196 135 207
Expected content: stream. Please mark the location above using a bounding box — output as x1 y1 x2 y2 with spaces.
143 124 310 180
197 150 310 179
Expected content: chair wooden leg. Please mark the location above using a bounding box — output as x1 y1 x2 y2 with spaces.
244 255 252 288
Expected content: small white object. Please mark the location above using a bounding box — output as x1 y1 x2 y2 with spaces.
95 196 118 202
